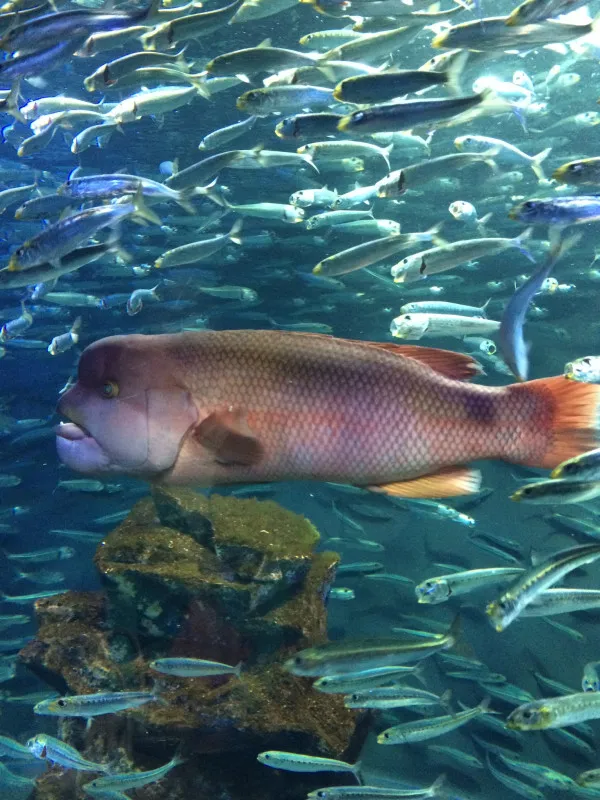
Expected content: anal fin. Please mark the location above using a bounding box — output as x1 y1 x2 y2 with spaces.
366 466 482 498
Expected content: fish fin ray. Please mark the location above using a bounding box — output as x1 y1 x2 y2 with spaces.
273 334 483 380
366 467 482 498
359 343 483 380
195 408 263 466
508 377 600 469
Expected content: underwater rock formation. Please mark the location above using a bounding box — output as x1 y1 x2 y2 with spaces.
21 488 365 800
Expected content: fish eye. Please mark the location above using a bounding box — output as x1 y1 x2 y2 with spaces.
562 462 578 474
582 357 592 365
520 708 535 720
57 698 66 707
101 380 119 399
521 486 533 495
405 315 411 320
569 163 583 172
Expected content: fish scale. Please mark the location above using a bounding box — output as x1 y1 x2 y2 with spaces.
57 330 600 498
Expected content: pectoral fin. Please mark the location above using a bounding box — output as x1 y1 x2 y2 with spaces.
367 466 482 498
195 408 263 466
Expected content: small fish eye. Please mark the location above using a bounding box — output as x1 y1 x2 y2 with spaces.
583 357 592 365
101 380 119 399
57 699 66 707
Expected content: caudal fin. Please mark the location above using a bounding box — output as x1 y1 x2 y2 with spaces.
507 376 600 470
131 186 161 226
532 146 552 182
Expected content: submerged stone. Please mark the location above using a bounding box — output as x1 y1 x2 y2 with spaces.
22 489 364 800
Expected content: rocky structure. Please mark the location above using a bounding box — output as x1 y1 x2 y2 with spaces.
21 488 365 800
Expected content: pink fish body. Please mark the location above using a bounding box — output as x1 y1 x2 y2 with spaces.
56 330 600 498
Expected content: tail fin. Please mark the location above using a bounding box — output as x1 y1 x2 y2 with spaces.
444 50 469 96
131 186 161 226
532 146 552 182
351 760 362 783
228 218 243 244
507 377 600 469
447 612 461 647
428 774 447 798
512 226 535 262
175 187 197 214
5 80 25 125
71 316 82 342
476 212 492 236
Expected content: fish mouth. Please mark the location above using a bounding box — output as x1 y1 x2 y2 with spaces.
55 421 112 473
55 421 91 441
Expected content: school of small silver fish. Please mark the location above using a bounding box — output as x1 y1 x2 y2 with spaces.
5 0 600 796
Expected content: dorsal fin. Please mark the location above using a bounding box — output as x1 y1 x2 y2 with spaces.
274 332 483 381
346 339 483 381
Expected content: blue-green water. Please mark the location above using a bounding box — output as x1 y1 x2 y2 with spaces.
1 0 600 797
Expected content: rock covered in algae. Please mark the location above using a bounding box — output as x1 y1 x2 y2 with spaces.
93 488 332 653
22 488 367 800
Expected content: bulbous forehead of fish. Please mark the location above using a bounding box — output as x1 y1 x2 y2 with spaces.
77 335 172 390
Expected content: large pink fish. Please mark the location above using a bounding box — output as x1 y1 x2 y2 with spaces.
56 330 600 498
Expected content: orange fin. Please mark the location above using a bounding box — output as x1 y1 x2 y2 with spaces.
195 408 263 466
364 343 483 381
285 332 482 380
366 467 482 498
509 376 600 469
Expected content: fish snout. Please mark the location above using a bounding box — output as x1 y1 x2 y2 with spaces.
56 385 87 429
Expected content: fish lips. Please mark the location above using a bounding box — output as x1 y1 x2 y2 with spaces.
55 422 112 474
55 392 113 473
